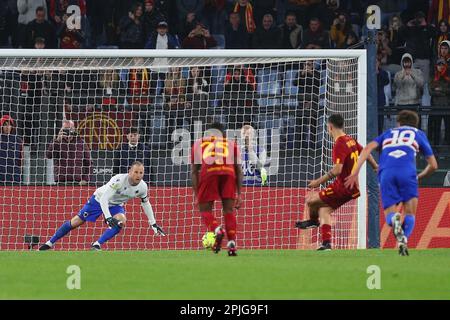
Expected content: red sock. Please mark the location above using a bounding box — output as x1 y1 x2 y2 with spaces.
224 213 237 241
321 224 332 243
201 212 219 232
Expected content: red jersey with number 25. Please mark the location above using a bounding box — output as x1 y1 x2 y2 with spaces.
191 136 240 180
332 135 363 188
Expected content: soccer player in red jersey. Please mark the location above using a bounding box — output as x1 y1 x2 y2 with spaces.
295 114 378 250
191 122 243 256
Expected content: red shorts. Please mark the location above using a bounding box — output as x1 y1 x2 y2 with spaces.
318 182 360 210
197 174 236 203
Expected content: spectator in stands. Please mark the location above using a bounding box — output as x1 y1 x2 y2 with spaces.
176 0 204 27
254 0 277 28
164 67 186 109
428 0 450 27
97 70 123 108
224 65 256 92
46 120 92 186
330 12 353 48
179 12 198 41
433 20 449 58
294 60 321 102
0 115 23 185
182 22 217 49
127 66 151 106
343 30 359 49
57 22 85 49
18 0 48 47
376 30 392 65
52 0 90 48
232 0 256 34
114 127 151 182
301 17 331 49
142 0 166 41
24 6 57 48
252 14 281 49
0 0 18 47
145 21 179 49
429 58 450 145
279 12 303 49
403 11 435 85
34 37 46 49
186 66 209 97
285 0 322 28
393 53 424 107
384 14 406 75
437 40 450 65
377 59 390 132
224 12 250 49
201 0 226 35
119 2 145 48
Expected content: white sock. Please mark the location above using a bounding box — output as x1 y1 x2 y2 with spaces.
45 241 53 247
93 241 100 247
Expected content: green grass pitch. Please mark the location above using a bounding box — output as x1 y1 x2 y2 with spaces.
1 249 450 299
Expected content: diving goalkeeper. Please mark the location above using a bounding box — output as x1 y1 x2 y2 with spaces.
39 161 166 251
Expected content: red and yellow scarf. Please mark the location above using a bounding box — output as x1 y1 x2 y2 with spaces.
233 2 256 33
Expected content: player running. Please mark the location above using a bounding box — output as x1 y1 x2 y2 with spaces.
295 114 378 251
39 161 166 251
191 122 243 256
345 110 438 256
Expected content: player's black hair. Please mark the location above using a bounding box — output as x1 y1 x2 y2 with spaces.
36 6 45 13
128 127 140 135
397 110 419 128
327 114 344 129
207 122 226 135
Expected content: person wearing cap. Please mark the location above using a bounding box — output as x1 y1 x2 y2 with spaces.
429 58 450 145
393 53 424 107
0 115 23 184
144 21 180 49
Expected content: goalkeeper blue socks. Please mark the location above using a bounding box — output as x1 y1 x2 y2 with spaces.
402 214 416 238
97 226 121 245
50 221 73 244
386 212 396 227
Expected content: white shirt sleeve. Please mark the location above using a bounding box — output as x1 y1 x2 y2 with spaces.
138 184 156 225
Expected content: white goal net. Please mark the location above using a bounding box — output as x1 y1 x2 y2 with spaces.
0 50 366 250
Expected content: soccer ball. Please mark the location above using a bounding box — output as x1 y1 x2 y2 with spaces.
202 232 216 249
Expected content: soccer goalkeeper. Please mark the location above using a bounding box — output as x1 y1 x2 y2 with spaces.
39 161 166 251
241 124 268 186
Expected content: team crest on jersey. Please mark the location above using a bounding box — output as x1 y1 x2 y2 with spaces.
388 150 407 158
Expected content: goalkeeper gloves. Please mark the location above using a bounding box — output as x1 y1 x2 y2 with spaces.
105 217 122 228
260 168 268 186
151 223 167 236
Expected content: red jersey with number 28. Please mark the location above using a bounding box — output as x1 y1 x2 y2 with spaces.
191 136 240 180
332 135 363 188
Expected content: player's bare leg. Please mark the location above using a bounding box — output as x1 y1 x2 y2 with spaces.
396 198 418 256
295 192 323 229
222 198 237 256
91 213 126 251
39 215 85 251
317 206 333 251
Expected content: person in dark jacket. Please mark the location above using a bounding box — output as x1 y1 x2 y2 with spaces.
252 14 281 49
182 22 217 49
279 12 303 49
0 115 23 184
119 2 145 48
301 17 331 49
224 12 250 49
24 6 57 48
46 120 92 185
114 127 151 182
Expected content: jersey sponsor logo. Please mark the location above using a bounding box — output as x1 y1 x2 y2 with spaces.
388 149 407 159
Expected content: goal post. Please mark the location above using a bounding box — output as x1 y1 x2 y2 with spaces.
0 49 367 250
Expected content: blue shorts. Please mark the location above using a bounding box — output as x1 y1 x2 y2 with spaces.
378 168 418 210
77 195 125 222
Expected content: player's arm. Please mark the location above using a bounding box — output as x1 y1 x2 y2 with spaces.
308 163 343 188
191 163 201 199
367 154 379 172
417 155 438 181
141 195 166 236
98 183 121 228
344 141 379 189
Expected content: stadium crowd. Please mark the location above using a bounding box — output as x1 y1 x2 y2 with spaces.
0 0 449 185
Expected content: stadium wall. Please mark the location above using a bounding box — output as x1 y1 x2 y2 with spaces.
1 187 448 250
